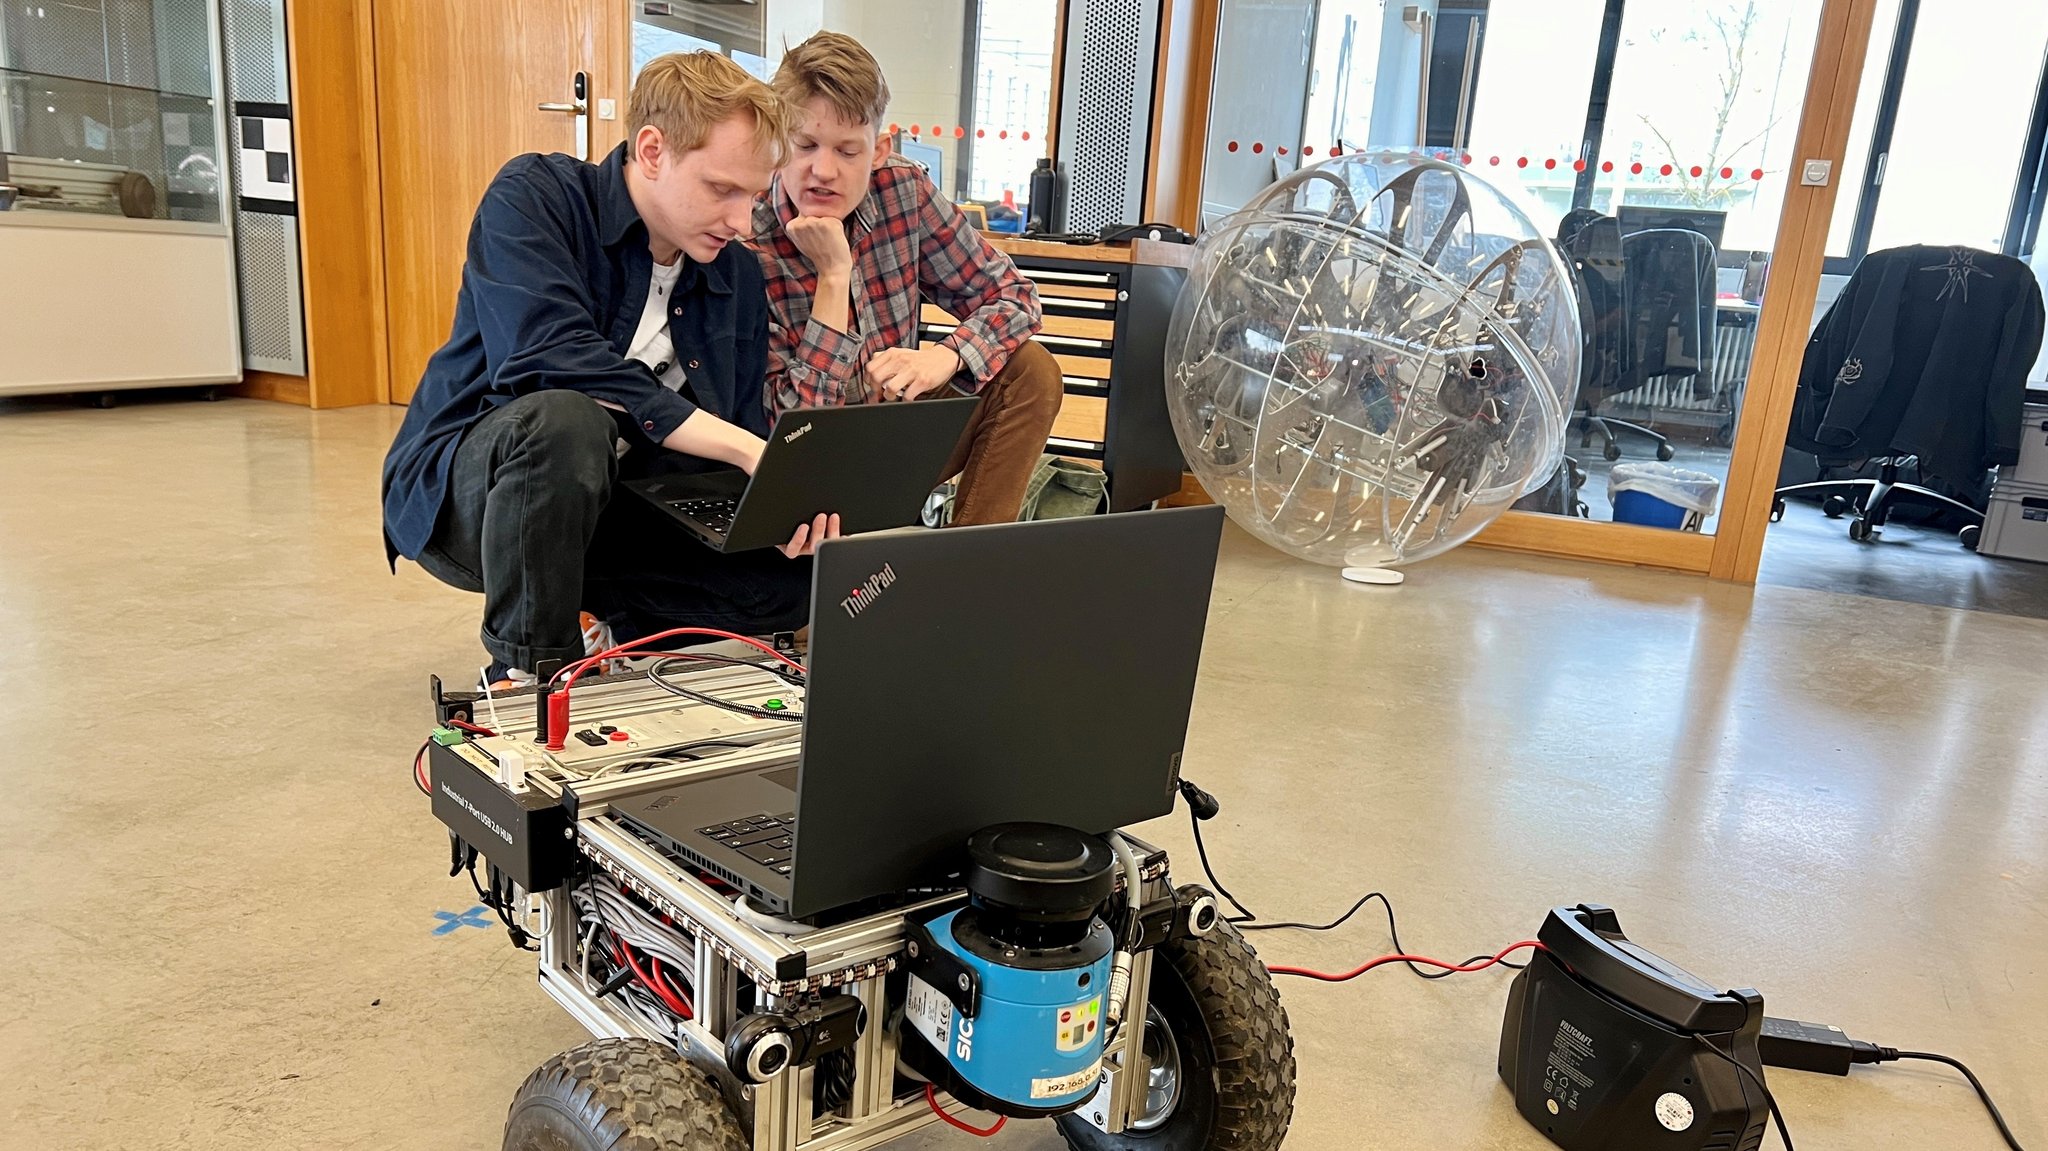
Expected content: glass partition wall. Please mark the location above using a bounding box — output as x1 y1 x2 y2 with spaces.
1198 0 1889 577
0 0 227 223
627 0 1059 226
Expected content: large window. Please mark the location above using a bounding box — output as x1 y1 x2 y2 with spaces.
962 0 1057 205
1216 0 2048 268
1853 0 2048 258
1458 0 1608 229
633 0 1057 212
1302 1 1386 154
1588 0 1826 254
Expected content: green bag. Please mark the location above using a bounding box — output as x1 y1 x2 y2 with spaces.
1019 455 1108 520
921 455 1108 526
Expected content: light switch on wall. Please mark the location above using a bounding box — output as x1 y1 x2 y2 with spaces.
597 98 617 121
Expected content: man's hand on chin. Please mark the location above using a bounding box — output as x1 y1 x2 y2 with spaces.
866 346 961 403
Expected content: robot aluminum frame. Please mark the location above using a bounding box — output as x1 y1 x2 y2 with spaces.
512 667 1175 1150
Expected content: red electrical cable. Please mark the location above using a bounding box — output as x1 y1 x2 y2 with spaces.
418 721 493 792
545 628 808 748
648 956 697 1018
556 627 805 689
924 1084 1006 1137
613 939 694 1019
1267 941 1546 983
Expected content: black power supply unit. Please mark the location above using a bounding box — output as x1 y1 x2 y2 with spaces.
1499 905 1771 1151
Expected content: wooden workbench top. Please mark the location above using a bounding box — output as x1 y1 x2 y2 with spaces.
987 234 1195 269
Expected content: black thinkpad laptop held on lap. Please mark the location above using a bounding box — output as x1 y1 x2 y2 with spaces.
609 504 1228 918
625 397 979 552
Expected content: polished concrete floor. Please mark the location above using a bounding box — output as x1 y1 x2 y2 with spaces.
2 396 2043 1150
1761 497 2048 621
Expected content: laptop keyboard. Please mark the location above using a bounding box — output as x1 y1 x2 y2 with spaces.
698 812 797 875
668 497 740 535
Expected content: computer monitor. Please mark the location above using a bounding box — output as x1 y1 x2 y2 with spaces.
895 135 946 191
1617 204 1726 253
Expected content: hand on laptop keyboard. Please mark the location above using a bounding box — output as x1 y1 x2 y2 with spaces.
779 512 841 559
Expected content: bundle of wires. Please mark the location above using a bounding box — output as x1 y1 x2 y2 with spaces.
573 878 700 1028
646 653 806 723
554 628 807 691
545 628 808 740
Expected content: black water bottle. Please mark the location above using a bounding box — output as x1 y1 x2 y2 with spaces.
1027 157 1067 234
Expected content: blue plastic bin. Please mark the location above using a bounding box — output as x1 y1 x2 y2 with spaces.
1611 489 1692 529
1607 461 1721 532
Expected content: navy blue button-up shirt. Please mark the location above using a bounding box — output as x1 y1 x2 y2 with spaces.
381 143 771 562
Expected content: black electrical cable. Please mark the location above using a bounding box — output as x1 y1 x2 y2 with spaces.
1183 792 2013 1148
1186 806 1257 921
597 741 762 777
467 860 538 951
592 963 636 999
1694 1036 1796 1151
1186 804 1525 980
1240 889 1527 979
579 876 701 1021
647 656 803 721
1887 1052 2026 1151
816 1049 857 1113
495 869 539 950
645 649 805 685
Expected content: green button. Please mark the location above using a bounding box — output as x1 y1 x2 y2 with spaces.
764 699 786 711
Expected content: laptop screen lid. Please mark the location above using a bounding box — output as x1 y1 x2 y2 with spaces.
721 397 982 550
782 504 1226 916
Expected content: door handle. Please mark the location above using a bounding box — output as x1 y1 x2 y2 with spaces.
1453 18 1480 149
1412 10 1433 146
538 71 591 160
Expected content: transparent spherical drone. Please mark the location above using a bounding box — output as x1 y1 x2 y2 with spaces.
1165 153 1581 581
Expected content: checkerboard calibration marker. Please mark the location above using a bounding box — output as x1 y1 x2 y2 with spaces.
234 101 297 214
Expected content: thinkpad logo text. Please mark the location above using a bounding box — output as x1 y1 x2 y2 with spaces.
840 563 897 618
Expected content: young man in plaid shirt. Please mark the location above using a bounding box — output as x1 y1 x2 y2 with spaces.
748 32 1064 525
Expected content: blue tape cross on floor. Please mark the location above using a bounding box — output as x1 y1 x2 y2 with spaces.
432 905 496 935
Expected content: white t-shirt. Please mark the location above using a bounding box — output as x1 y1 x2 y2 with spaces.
627 257 690 394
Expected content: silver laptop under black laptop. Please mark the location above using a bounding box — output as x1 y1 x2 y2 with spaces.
608 504 1227 918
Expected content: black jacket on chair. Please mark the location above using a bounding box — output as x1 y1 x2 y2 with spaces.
1622 228 1718 395
1788 245 2045 486
1555 208 1630 409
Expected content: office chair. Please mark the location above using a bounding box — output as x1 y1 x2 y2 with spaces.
1601 227 1720 460
1555 212 1709 461
1774 244 2045 547
1771 456 1984 545
1555 211 1659 460
1578 402 1675 462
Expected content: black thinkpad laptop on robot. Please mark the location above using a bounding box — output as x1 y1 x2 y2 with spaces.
608 504 1227 917
624 397 979 552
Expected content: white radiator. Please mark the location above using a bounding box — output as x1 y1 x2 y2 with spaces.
1599 311 1760 419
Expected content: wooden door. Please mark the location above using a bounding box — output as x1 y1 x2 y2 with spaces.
373 0 626 404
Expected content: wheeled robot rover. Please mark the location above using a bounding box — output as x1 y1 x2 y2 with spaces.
421 657 1298 1151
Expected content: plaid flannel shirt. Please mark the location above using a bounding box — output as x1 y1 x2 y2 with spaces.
749 155 1042 417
